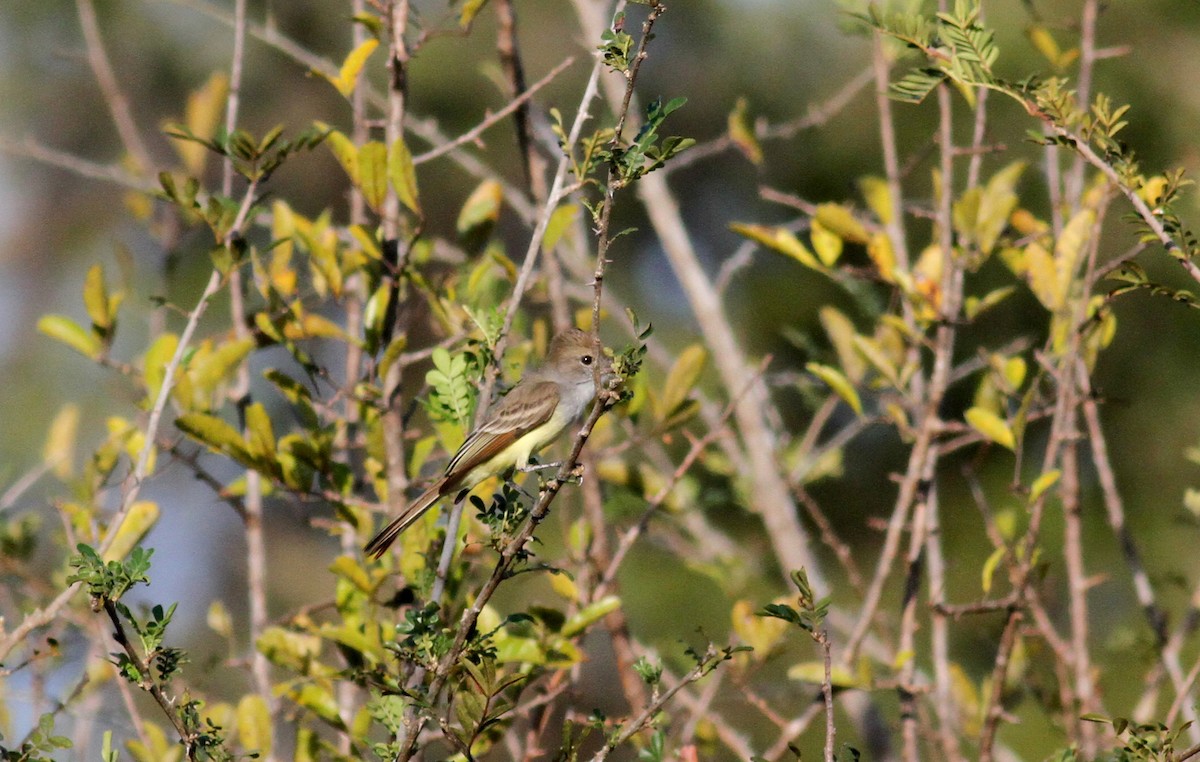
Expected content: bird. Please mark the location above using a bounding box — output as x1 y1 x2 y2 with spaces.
364 328 615 558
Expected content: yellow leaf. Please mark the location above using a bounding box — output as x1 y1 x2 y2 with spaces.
730 599 788 656
358 140 388 212
867 231 896 283
542 203 579 253
236 695 273 759
1053 209 1095 305
810 219 843 267
43 404 80 479
388 136 420 214
818 307 866 383
102 501 159 562
334 39 378 97
852 334 899 386
814 203 869 244
83 264 112 330
965 406 1015 450
319 125 359 185
456 179 504 235
207 600 232 638
981 545 1005 595
858 176 892 225
1029 469 1061 503
548 571 579 601
562 595 621 637
787 661 860 688
727 97 762 165
38 314 100 358
179 72 229 174
244 402 276 460
329 555 373 594
730 222 822 270
806 362 863 416
657 344 707 421
1024 241 1059 309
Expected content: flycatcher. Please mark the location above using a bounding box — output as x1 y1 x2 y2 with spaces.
365 328 615 558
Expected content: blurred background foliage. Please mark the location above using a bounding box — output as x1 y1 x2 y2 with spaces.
4 0 1200 757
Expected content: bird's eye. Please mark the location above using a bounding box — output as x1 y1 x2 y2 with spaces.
581 354 593 365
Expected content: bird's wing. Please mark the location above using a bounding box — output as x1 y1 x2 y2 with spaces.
445 380 561 478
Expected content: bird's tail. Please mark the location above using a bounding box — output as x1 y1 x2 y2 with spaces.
364 481 447 558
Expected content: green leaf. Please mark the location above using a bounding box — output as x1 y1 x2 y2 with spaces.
561 595 621 637
38 314 101 358
358 140 388 212
388 136 420 214
656 344 707 421
806 362 863 416
965 406 1015 450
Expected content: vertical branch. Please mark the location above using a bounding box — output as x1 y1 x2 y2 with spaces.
925 480 963 760
1059 410 1095 755
897 489 928 762
214 0 276 740
334 0 373 745
380 0 411 518
1065 0 1098 209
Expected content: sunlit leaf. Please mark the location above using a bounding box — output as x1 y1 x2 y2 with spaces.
787 661 859 688
810 219 843 267
981 545 1005 595
236 695 273 759
657 344 707 421
38 314 100 358
728 97 762 164
730 222 822 270
859 176 893 224
322 39 378 97
1029 469 1061 503
561 595 621 637
43 404 80 479
102 501 159 562
806 362 863 416
542 203 579 253
965 406 1015 450
457 179 504 236
814 202 869 244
